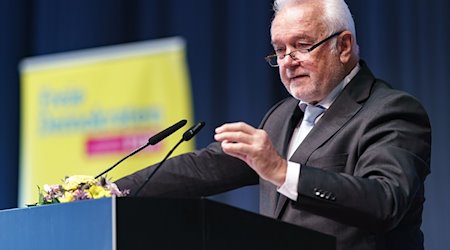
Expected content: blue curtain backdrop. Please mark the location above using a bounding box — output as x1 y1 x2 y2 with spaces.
0 0 448 249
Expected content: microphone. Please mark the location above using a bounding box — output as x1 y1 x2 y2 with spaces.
182 121 206 141
133 121 206 196
94 119 187 179
148 119 188 145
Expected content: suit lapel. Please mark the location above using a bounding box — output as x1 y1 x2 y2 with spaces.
273 61 375 218
260 99 302 217
289 90 362 164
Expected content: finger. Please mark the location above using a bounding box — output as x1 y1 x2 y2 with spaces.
214 131 253 144
221 140 253 156
221 146 246 161
215 122 255 134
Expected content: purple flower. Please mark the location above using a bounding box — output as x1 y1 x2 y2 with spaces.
72 189 91 200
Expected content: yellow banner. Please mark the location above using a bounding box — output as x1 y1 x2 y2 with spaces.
19 37 193 206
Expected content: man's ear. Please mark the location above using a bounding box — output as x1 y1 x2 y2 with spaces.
338 31 353 63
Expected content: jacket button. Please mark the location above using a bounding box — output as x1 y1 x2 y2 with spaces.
314 188 321 196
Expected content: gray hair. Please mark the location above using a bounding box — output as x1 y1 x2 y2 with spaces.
273 0 359 55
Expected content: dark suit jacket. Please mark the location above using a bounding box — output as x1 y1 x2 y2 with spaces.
116 61 431 250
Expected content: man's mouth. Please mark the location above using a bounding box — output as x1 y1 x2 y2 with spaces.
289 74 308 81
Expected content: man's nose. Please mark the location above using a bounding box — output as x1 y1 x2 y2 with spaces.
281 51 301 67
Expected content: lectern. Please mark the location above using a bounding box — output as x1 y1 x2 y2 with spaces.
0 197 335 250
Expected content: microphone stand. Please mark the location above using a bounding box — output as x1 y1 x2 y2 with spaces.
94 119 187 179
95 142 150 179
133 121 205 196
133 139 183 196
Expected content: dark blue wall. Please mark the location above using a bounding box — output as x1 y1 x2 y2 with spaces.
0 0 448 249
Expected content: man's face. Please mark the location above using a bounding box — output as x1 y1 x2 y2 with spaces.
271 3 346 103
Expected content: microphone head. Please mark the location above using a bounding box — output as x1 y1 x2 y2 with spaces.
182 121 205 141
148 119 187 145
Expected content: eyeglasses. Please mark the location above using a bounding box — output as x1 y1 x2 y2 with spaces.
265 31 343 67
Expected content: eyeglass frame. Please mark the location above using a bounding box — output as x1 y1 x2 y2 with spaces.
265 31 344 67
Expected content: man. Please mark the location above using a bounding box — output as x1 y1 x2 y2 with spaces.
117 0 431 249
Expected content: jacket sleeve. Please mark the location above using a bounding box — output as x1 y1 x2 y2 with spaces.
115 141 259 198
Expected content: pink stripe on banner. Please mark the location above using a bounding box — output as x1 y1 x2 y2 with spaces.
86 133 161 156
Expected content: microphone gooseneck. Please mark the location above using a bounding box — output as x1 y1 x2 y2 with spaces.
133 121 205 196
94 119 187 179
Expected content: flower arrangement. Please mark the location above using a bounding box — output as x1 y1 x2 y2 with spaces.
37 175 129 205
